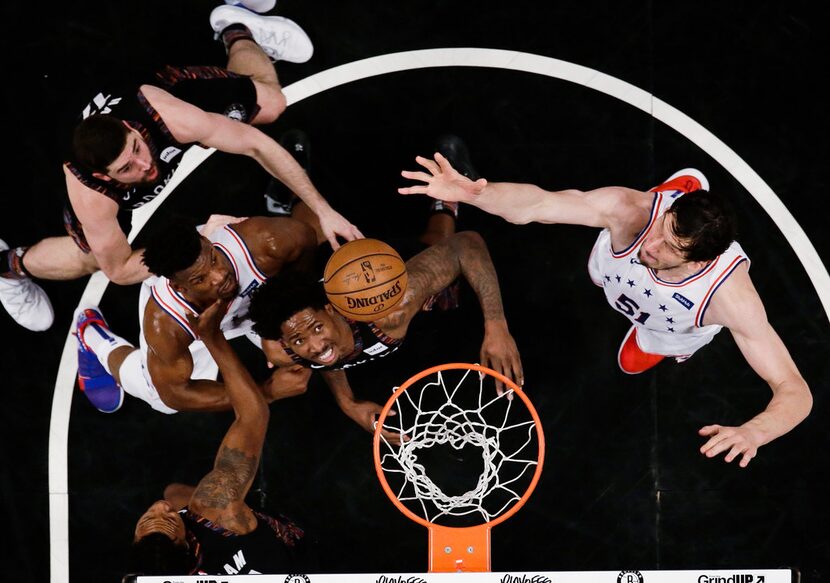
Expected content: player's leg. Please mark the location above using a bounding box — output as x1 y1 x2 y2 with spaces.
617 326 665 375
76 306 179 414
0 231 98 331
15 236 99 279
209 4 314 123
419 134 478 246
266 129 316 226
0 200 114 331
616 324 709 374
75 307 129 413
0 239 56 331
417 135 480 311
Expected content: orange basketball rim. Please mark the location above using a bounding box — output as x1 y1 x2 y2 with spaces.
373 363 545 573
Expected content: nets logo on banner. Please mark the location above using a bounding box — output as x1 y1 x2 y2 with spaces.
284 576 311 583
618 571 644 583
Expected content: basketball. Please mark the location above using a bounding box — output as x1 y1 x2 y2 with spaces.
323 238 408 322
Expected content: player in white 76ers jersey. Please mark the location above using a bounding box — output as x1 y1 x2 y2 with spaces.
399 151 812 468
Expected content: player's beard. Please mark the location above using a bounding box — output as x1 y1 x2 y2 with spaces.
132 161 160 185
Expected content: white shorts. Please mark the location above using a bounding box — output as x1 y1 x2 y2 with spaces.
124 278 262 414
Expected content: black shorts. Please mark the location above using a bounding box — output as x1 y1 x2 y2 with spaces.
154 65 261 123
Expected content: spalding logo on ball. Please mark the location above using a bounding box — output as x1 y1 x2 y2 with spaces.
323 238 408 322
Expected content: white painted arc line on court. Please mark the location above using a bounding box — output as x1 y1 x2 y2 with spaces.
48 147 215 583
48 47 830 583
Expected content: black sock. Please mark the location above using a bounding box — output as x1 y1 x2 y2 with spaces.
1 246 30 279
221 23 256 53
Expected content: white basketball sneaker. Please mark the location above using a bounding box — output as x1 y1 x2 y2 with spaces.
224 0 277 13
210 5 313 63
0 239 54 331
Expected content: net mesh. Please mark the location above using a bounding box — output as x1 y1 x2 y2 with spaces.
377 368 541 525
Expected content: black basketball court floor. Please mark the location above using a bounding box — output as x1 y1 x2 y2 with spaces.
2 2 829 582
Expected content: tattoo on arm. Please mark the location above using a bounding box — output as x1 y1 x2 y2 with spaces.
191 445 259 509
457 234 505 321
407 232 504 321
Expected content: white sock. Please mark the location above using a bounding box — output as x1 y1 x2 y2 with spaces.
81 320 133 375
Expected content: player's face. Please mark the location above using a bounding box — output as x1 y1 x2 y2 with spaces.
134 500 187 545
280 305 346 366
105 128 159 185
637 214 689 270
175 240 239 303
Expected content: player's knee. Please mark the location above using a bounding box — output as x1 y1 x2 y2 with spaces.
254 86 287 124
77 250 100 275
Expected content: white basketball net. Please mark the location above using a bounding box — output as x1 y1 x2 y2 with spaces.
377 368 540 524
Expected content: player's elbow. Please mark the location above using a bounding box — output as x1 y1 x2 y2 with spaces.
797 382 813 421
106 272 134 286
777 376 813 427
156 383 193 412
239 401 271 426
100 263 138 286
255 89 287 123
505 212 539 226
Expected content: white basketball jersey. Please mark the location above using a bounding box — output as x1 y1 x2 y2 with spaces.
126 225 268 412
142 225 268 343
587 190 749 357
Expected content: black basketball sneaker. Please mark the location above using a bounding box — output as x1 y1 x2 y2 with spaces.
434 134 480 181
265 129 311 215
428 134 480 220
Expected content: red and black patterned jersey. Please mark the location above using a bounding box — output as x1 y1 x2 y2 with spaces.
280 318 403 371
65 65 258 211
182 508 303 575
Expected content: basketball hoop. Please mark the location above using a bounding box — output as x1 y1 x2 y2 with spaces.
373 363 545 573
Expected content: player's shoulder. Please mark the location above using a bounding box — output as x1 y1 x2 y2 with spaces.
143 291 194 347
701 260 759 327
595 185 649 207
235 216 313 240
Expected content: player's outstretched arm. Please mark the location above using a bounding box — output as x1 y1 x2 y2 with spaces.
387 231 522 392
399 152 631 229
186 299 268 531
143 85 363 250
698 265 812 467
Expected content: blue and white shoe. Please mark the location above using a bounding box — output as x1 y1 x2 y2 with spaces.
76 308 124 414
